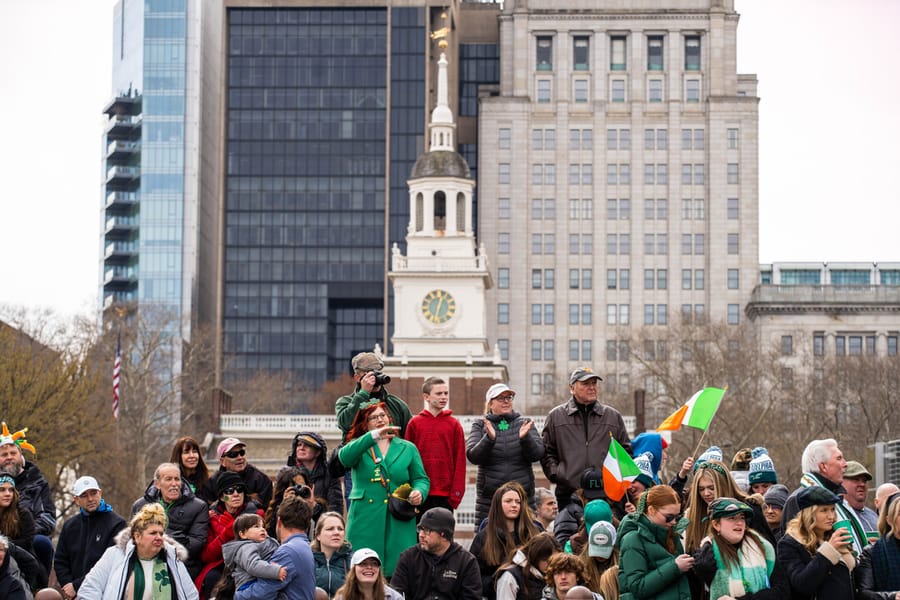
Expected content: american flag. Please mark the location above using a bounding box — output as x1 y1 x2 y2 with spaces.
112 335 121 420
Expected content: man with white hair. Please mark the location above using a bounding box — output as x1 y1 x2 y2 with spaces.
781 438 866 554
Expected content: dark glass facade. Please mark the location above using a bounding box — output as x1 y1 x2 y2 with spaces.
223 7 425 387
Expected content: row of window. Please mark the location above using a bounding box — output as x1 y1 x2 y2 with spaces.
498 302 742 326
508 127 740 152
812 333 900 357
535 76 702 103
535 33 701 73
499 267 742 292
496 231 740 256
504 162 741 186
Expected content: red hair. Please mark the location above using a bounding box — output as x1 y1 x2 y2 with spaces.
345 402 391 442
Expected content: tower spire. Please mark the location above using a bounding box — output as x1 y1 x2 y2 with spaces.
429 53 455 151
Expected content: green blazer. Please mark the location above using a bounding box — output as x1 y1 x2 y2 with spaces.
339 432 429 578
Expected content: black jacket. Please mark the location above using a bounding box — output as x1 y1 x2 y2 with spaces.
693 538 790 600
288 432 344 514
13 461 56 536
53 503 127 590
469 526 526 600
777 534 855 600
6 505 36 555
0 548 26 600
131 481 210 576
855 541 900 600
390 541 482 600
199 464 273 510
466 411 544 524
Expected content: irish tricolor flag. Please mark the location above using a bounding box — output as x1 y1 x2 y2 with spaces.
656 387 726 432
602 436 642 502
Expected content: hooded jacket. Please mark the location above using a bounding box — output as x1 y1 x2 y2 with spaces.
406 409 467 509
287 431 344 513
466 410 544 523
12 460 56 537
54 500 127 590
390 540 482 600
617 512 692 600
131 481 211 576
222 536 281 590
77 528 199 600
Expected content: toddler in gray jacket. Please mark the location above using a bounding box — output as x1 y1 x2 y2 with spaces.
222 514 287 592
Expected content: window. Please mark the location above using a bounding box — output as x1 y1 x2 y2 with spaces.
656 199 668 219
644 165 655 185
582 340 592 361
685 36 701 70
649 79 663 102
498 268 510 289
607 304 617 325
775 335 789 355
657 128 667 149
620 269 630 289
619 305 630 325
693 164 705 185
694 269 705 290
682 269 692 290
582 164 593 184
888 335 898 356
813 334 825 357
498 339 509 360
727 163 739 184
544 199 556 219
727 303 740 325
569 304 579 325
849 336 863 356
537 36 553 70
644 269 654 290
607 128 630 150
498 128 511 149
499 198 510 219
694 199 705 219
607 165 617 185
544 340 555 360
544 233 555 253
728 233 739 255
610 36 626 70
533 129 544 150
607 269 617 289
781 368 794 389
727 198 739 220
545 304 555 325
657 269 667 289
694 129 705 150
582 199 593 218
835 336 846 355
880 270 900 285
498 303 509 324
657 304 668 325
686 79 700 102
620 129 631 150
573 36 590 70
531 340 542 360
606 340 617 361
644 304 655 325
581 129 593 149
544 164 556 184
681 129 692 150
532 165 544 185
532 269 542 289
537 79 551 103
569 234 580 254
644 199 655 220
681 164 692 184
499 163 510 184
531 304 542 325
569 340 580 360
531 198 543 220
574 79 589 103
545 269 555 289
727 128 739 149
620 164 631 184
611 79 625 102
694 233 705 254
727 268 739 289
657 164 667 184
644 129 655 149
647 35 664 70
582 304 593 324
498 233 510 254
531 234 542 255
582 269 593 289
681 234 692 255
569 269 579 289
644 233 655 255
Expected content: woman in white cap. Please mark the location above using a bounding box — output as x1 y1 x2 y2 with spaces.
467 383 544 525
334 548 402 600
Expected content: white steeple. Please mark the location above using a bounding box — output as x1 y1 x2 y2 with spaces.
429 53 455 151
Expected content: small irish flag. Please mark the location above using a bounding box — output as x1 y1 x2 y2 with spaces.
602 436 642 502
656 387 726 432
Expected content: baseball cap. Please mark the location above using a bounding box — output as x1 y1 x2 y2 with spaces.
588 521 617 558
708 497 754 521
485 383 514 402
352 352 383 372
580 468 605 500
217 437 245 459
569 367 602 385
73 476 100 496
350 548 382 567
844 461 872 481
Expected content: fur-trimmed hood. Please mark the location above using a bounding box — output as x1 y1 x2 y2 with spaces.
113 526 190 562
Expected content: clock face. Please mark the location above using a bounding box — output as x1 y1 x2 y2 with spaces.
421 289 457 324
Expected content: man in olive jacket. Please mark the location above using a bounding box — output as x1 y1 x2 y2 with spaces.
541 367 632 507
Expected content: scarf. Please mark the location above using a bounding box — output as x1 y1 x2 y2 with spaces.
799 472 867 554
708 531 775 600
127 555 173 600
871 534 900 591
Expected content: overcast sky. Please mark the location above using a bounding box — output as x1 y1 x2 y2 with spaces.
1 0 898 319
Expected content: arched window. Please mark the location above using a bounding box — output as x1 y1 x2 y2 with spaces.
416 192 424 231
434 191 446 230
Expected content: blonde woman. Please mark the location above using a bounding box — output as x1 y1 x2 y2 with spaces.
79 503 198 600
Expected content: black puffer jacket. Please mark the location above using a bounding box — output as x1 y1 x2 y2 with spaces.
13 461 56 536
466 411 544 524
131 481 210 577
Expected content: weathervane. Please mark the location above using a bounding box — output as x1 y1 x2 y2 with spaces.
430 9 449 49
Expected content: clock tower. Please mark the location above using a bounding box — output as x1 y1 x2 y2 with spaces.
384 48 506 412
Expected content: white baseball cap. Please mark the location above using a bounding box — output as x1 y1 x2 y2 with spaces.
73 476 100 496
485 383 514 402
350 548 382 567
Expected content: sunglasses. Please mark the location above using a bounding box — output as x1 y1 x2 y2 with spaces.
224 449 246 459
223 486 246 495
660 512 679 523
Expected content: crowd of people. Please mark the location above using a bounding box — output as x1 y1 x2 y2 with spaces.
1 353 898 600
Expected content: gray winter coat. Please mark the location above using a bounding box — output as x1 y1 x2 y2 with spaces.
466 411 544 524
223 537 282 590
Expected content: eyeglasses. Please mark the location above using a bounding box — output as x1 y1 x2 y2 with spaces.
224 449 246 459
492 394 515 403
417 526 433 535
222 486 246 495
367 413 389 422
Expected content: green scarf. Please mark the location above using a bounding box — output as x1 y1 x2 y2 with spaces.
708 531 775 600
132 556 173 600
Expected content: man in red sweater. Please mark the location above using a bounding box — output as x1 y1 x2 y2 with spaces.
405 376 467 518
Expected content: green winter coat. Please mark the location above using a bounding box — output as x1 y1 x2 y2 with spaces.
617 512 692 600
339 432 429 578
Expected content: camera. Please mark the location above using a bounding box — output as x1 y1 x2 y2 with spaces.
372 370 391 386
291 484 312 500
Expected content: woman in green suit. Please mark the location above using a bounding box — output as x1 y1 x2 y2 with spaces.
339 401 430 578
